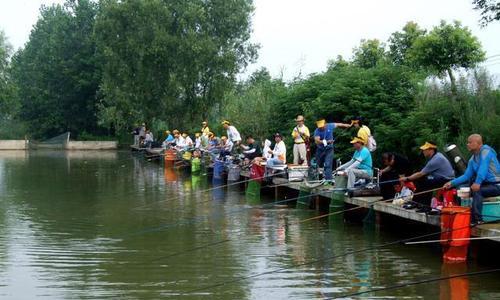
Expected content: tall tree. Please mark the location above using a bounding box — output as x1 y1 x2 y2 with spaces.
11 0 101 138
94 0 257 132
351 39 387 69
473 0 500 26
408 20 485 97
388 21 426 67
0 30 16 117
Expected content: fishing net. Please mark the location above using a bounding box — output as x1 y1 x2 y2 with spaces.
296 186 312 209
246 180 261 205
30 132 70 149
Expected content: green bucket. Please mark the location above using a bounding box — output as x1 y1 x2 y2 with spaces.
246 180 261 205
191 158 201 174
296 186 312 209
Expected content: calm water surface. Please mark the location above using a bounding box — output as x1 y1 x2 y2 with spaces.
0 150 499 299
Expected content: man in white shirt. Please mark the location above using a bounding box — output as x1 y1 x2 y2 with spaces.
222 120 242 146
266 133 286 170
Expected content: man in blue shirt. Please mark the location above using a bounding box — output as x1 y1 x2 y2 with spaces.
336 137 373 188
401 141 455 211
313 118 351 183
444 134 500 224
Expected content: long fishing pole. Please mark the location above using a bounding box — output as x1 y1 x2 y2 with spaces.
184 217 491 294
330 268 500 299
132 169 288 211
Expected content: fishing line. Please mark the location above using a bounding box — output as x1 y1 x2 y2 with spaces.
184 219 491 294
329 268 500 299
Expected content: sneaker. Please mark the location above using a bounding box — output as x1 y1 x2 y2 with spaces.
402 203 417 210
322 180 333 186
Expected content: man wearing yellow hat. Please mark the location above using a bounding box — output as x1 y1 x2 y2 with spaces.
401 141 455 212
336 137 373 188
314 118 352 182
222 120 242 147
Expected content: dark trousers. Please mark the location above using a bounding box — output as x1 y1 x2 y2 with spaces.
380 170 400 200
472 183 500 222
316 146 334 180
413 177 449 207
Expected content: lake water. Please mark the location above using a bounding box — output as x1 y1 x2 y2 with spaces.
0 150 499 299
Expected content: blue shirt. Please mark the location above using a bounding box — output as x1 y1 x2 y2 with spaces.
421 152 455 180
451 145 500 186
353 147 373 177
314 123 336 149
164 134 174 142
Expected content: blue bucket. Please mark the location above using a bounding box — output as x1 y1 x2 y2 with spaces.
213 159 225 179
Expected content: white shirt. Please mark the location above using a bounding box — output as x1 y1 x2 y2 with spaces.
175 136 186 147
272 140 286 163
145 133 154 142
184 136 193 146
195 137 201 148
227 126 241 143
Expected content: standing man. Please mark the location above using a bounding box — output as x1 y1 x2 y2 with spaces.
444 134 500 224
291 115 310 166
139 123 146 145
401 141 455 212
222 120 242 146
314 118 352 184
201 121 210 136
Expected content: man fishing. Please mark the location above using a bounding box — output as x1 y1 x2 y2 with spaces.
291 115 310 166
401 141 455 212
336 137 373 189
313 118 351 185
444 134 500 225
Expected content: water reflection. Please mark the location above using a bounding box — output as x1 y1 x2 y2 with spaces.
0 151 499 299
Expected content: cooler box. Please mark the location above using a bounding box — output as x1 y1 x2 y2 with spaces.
482 200 500 222
288 165 309 182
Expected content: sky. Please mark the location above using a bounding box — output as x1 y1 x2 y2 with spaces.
1 0 499 81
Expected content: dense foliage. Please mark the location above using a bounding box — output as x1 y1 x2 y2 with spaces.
473 0 500 26
0 0 498 166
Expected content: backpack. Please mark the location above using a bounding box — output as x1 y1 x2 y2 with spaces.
367 135 377 152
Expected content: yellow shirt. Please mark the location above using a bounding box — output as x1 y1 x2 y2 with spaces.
202 126 210 136
357 125 371 145
291 125 310 143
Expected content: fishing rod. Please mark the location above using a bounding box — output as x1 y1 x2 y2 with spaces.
132 169 288 211
405 236 500 245
124 185 329 239
330 268 500 299
184 220 491 294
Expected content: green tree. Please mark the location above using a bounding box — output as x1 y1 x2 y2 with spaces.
388 21 426 66
408 20 485 97
473 0 500 26
95 0 257 132
0 29 16 117
11 0 101 138
351 39 387 69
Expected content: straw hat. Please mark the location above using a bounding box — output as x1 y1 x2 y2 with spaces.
419 142 437 150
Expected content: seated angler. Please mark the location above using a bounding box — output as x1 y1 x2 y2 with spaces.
183 133 194 148
336 137 373 189
266 133 286 174
144 130 154 148
174 130 186 150
379 152 411 200
401 141 455 212
240 135 262 163
194 133 202 149
219 136 234 159
162 130 174 148
444 134 500 225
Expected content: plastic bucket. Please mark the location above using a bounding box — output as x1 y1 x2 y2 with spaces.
440 206 471 262
334 174 348 190
213 159 225 180
191 158 201 174
228 165 241 181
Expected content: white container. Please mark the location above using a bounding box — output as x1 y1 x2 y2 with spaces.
457 187 471 199
288 166 309 182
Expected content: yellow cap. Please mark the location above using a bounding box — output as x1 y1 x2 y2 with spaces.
221 135 227 140
316 119 326 128
221 120 230 125
420 142 437 150
350 137 365 144
195 132 201 137
182 133 188 138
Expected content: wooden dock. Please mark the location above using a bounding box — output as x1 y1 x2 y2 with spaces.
240 171 500 242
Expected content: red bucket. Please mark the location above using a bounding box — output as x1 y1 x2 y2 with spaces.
440 206 471 262
250 163 265 183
